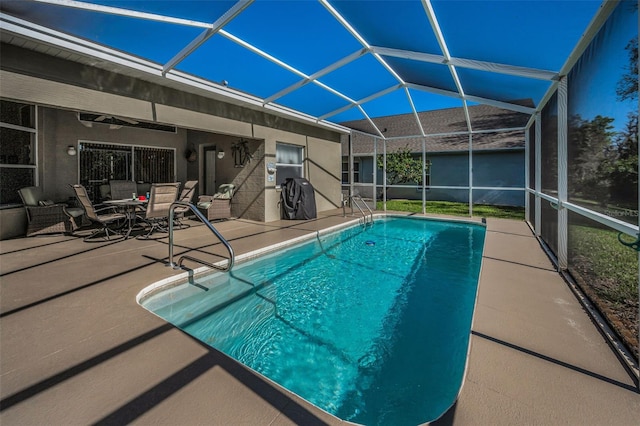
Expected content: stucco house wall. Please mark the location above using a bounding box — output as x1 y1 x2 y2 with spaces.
0 44 344 239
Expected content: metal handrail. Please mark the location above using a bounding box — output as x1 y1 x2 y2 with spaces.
167 201 235 272
345 195 373 226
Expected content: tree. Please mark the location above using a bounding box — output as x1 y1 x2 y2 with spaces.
568 114 615 200
608 15 638 208
376 145 425 198
603 113 638 207
616 36 638 102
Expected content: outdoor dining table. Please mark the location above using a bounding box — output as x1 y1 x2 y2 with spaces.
102 198 147 239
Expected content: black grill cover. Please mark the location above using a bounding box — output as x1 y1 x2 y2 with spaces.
280 178 317 220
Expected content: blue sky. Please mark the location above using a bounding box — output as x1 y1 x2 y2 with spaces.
568 1 638 133
3 0 626 127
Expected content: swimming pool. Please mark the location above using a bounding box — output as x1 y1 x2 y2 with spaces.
139 216 486 425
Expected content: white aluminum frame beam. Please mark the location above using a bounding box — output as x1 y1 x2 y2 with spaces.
404 86 426 137
319 0 424 136
370 46 559 81
319 84 402 122
422 0 472 134
217 29 366 118
162 0 254 75
557 77 568 270
525 124 531 221
32 0 212 28
535 114 542 236
26 0 540 136
265 48 367 104
535 1 618 115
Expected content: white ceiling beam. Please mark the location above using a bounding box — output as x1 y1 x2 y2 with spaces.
358 105 386 139
312 80 358 104
536 1 618 114
319 0 371 48
371 46 445 65
320 0 410 117
405 82 462 100
558 0 618 77
403 86 426 137
472 126 527 134
220 29 308 79
450 57 558 81
165 69 351 133
320 0 407 86
162 0 253 75
318 84 402 121
370 46 559 81
461 98 472 133
218 29 366 116
32 0 212 28
409 80 536 115
318 103 355 122
265 48 367 104
358 84 403 106
422 0 472 133
465 95 537 115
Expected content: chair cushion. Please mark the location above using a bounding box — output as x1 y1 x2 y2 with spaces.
38 200 55 206
19 186 44 207
66 207 85 218
215 184 235 199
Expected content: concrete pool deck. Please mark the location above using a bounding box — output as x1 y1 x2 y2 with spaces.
0 211 638 425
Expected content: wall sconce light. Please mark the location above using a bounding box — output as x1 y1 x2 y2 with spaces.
217 150 225 159
67 145 77 156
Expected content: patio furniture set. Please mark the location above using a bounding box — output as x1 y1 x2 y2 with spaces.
18 181 235 241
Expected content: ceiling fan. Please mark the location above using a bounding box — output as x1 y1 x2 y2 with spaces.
94 115 139 125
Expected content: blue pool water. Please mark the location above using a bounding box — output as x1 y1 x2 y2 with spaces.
140 217 486 425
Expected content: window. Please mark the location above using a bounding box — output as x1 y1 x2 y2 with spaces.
276 142 304 186
79 141 175 202
342 158 360 183
0 100 36 206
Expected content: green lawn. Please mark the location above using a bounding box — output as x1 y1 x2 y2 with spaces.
569 225 638 359
377 199 525 220
569 225 638 303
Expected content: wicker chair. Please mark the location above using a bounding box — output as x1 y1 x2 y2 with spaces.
71 184 127 241
18 186 78 237
174 180 198 228
197 184 235 221
138 182 180 239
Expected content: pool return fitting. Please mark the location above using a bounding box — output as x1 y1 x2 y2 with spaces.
167 201 235 272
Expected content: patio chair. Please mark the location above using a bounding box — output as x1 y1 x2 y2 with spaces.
71 184 126 241
138 182 180 239
110 180 138 200
197 184 235 221
174 180 198 229
18 186 79 237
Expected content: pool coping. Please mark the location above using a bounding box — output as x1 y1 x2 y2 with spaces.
136 213 489 424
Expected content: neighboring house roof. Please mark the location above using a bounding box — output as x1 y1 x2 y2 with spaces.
341 101 531 155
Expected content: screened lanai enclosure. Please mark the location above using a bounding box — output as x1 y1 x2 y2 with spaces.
0 0 638 375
